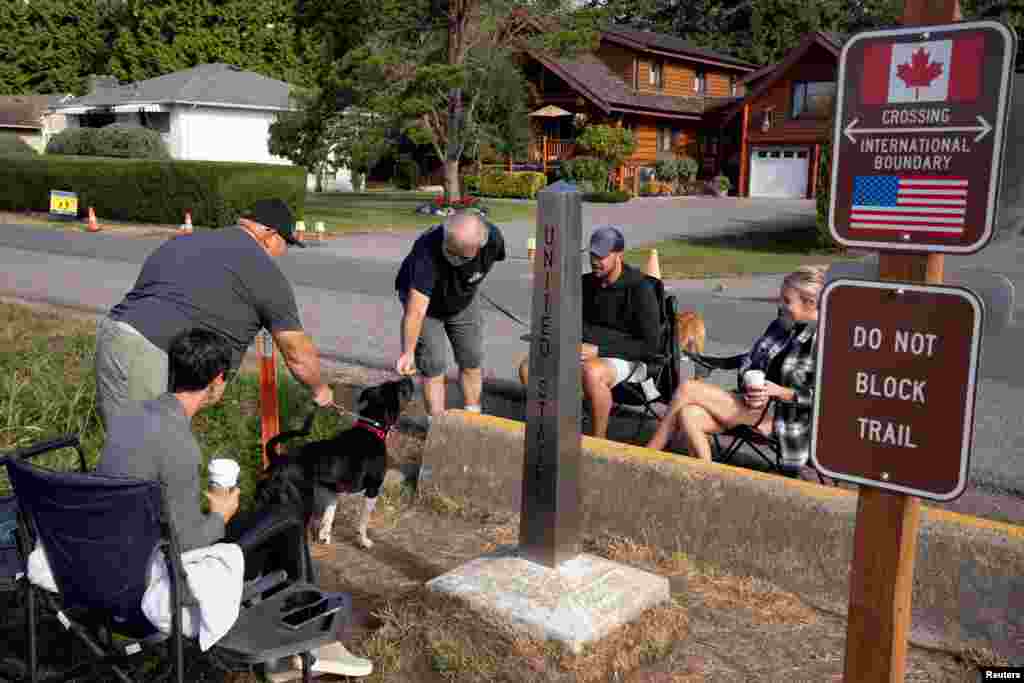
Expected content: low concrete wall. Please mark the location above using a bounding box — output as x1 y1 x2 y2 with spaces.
420 410 1024 662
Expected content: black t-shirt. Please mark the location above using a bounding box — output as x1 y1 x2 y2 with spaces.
394 223 506 317
110 227 303 367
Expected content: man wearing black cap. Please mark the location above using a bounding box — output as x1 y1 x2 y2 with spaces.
580 225 661 439
94 198 334 425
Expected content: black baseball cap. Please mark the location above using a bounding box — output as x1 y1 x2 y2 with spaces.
589 225 625 257
240 199 304 248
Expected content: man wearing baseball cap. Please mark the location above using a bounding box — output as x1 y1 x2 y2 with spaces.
95 198 334 425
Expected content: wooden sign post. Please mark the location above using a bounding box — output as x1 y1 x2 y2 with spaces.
258 329 280 470
822 0 1016 679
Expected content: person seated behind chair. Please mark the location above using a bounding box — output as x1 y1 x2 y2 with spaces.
97 328 373 678
645 266 826 472
520 226 661 440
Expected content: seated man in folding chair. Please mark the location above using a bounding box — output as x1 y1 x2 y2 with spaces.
97 328 373 679
520 226 661 439
645 266 825 474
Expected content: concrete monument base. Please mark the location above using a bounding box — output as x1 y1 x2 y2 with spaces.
425 548 670 654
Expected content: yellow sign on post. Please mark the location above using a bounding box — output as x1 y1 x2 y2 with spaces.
49 190 78 218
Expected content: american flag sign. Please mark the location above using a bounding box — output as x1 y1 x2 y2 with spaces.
850 175 967 236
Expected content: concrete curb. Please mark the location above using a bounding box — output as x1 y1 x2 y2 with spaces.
420 411 1024 663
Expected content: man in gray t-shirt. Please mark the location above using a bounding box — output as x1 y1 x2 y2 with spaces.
94 198 334 425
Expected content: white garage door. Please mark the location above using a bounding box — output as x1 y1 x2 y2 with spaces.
749 147 810 198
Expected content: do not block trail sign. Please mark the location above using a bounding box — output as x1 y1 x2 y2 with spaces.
810 279 983 501
829 20 1016 253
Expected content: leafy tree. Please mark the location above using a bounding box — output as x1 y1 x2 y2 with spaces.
575 124 636 190
109 0 319 86
342 0 606 199
327 110 393 192
0 0 122 94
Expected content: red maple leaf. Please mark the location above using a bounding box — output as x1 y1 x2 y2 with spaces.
896 47 944 96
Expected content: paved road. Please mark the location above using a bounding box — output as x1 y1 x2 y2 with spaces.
1 195 1022 496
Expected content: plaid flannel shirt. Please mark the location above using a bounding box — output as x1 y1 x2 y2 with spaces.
738 319 818 468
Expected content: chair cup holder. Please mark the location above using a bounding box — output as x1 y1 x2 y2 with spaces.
280 589 323 615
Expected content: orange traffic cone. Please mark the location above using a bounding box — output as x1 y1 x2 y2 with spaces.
86 207 100 232
180 211 193 234
643 249 661 279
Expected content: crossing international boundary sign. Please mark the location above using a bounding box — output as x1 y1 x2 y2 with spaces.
829 20 1016 253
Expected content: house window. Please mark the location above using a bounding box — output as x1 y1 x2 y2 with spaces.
649 60 664 90
791 81 836 119
760 108 775 131
657 124 676 152
694 71 706 95
140 111 171 134
730 75 738 97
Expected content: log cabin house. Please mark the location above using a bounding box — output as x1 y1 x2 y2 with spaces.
721 32 843 198
514 26 758 191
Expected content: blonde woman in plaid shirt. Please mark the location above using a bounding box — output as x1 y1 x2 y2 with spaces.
646 266 826 471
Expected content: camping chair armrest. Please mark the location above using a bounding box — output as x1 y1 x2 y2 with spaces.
8 435 88 472
681 350 745 373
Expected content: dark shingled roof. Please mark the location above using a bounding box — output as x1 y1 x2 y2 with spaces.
602 27 758 69
54 64 292 111
540 52 742 118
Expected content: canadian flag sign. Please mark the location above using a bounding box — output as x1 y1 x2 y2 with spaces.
860 33 985 104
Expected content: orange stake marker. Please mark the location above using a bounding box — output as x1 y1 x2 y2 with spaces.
258 330 280 470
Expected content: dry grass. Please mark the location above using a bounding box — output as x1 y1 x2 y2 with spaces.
356 588 688 683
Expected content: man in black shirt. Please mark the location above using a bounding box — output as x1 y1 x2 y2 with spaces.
394 212 506 417
580 226 661 439
94 198 335 425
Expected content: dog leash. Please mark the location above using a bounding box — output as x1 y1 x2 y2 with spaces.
479 291 530 328
325 402 390 439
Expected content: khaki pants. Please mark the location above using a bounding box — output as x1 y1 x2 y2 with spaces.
94 317 169 426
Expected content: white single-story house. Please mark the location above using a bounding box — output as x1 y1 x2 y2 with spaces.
51 64 351 191
0 95 70 153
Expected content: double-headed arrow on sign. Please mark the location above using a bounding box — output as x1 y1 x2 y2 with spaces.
844 115 993 144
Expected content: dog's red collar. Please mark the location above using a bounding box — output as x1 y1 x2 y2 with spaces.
356 420 389 441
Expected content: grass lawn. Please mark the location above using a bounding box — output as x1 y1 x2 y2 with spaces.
304 190 536 234
0 302 348 502
623 226 862 279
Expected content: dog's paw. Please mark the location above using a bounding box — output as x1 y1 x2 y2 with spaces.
357 534 374 549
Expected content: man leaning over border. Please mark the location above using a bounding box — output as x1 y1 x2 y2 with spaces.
94 198 334 426
394 211 506 419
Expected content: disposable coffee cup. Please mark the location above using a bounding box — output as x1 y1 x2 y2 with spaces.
208 458 240 490
744 370 766 389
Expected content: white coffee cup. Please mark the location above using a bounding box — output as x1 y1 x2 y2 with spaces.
744 370 766 389
208 458 240 489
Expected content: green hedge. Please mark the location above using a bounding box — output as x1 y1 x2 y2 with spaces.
46 125 170 160
0 155 306 227
479 171 546 199
559 156 610 192
582 190 631 203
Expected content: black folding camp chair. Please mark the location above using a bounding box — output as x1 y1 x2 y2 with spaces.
610 277 682 420
680 351 830 485
2 435 347 683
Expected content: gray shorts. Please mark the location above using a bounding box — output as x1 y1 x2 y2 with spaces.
94 317 169 426
413 296 484 378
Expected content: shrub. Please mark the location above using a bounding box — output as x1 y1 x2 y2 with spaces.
0 155 305 227
462 174 480 193
479 171 546 199
559 156 610 191
394 156 420 190
676 156 699 182
639 181 655 196
582 190 631 203
46 125 170 159
816 123 838 248
0 134 38 157
712 174 732 195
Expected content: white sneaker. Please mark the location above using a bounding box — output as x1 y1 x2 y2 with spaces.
293 641 373 677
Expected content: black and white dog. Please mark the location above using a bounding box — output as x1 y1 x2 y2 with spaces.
256 378 415 548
